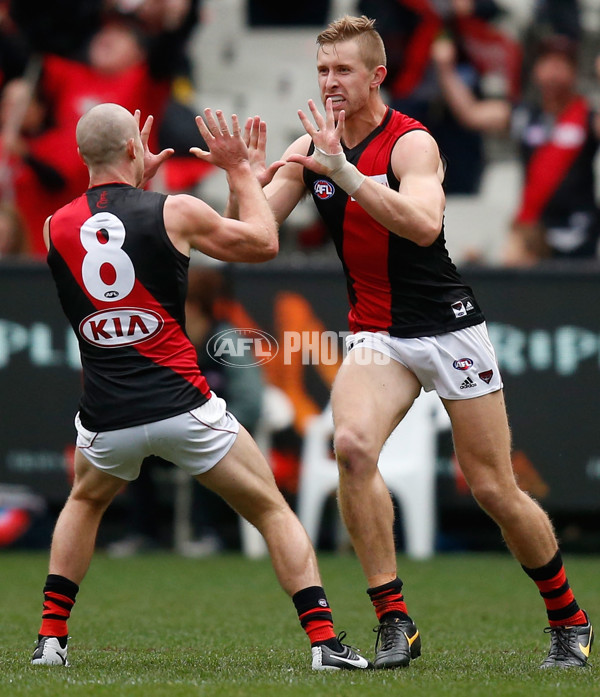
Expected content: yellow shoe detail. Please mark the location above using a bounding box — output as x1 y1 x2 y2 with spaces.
578 626 593 658
407 630 420 647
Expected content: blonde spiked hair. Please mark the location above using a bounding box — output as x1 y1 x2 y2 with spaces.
316 15 386 70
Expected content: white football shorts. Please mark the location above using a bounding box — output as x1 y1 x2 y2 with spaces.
74 392 239 481
345 322 503 400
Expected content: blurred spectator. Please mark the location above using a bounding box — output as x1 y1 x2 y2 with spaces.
1 17 179 255
3 1 207 255
0 200 27 258
128 0 217 193
432 34 600 264
0 75 74 258
358 0 522 194
107 266 266 557
519 0 582 87
37 19 169 141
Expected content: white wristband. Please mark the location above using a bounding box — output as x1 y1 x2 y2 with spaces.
312 146 366 195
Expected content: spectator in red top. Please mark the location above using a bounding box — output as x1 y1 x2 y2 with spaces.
358 0 522 194
432 34 600 264
1 17 174 255
6 2 207 253
39 19 169 147
0 77 73 257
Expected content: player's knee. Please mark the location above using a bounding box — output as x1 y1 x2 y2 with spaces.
470 481 500 515
69 483 115 510
469 475 517 517
333 425 378 476
246 497 293 534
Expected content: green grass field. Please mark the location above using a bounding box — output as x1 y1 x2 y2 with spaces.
1 551 598 696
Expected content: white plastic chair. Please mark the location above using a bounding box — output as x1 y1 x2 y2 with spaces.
296 390 450 559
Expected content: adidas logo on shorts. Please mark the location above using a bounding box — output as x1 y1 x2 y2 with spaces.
460 377 477 389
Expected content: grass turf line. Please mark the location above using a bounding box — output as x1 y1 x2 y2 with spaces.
1 551 598 696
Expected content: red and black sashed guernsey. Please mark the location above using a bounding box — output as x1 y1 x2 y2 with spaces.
47 183 211 432
303 108 485 338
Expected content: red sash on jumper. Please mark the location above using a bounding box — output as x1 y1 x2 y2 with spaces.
516 96 590 225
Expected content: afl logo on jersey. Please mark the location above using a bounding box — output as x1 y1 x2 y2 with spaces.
314 180 335 200
79 308 164 347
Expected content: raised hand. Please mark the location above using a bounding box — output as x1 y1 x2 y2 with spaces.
243 115 285 187
134 110 174 187
430 37 457 70
288 98 365 195
190 109 249 171
287 98 345 174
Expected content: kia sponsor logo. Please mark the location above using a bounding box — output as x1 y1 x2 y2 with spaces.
79 308 163 347
453 358 473 370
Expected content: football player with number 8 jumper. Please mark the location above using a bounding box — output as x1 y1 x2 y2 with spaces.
231 15 593 669
30 102 370 671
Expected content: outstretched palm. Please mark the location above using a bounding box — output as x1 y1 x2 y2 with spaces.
135 110 174 187
287 98 345 174
243 115 285 187
190 109 249 171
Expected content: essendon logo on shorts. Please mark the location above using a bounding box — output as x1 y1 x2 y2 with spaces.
453 358 473 371
79 308 164 347
478 370 494 384
314 180 335 200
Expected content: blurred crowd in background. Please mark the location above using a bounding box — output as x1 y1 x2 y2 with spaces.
0 0 598 266
0 0 210 259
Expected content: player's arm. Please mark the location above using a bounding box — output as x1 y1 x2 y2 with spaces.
262 134 312 225
166 109 278 262
351 129 446 247
431 37 511 134
164 178 277 263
